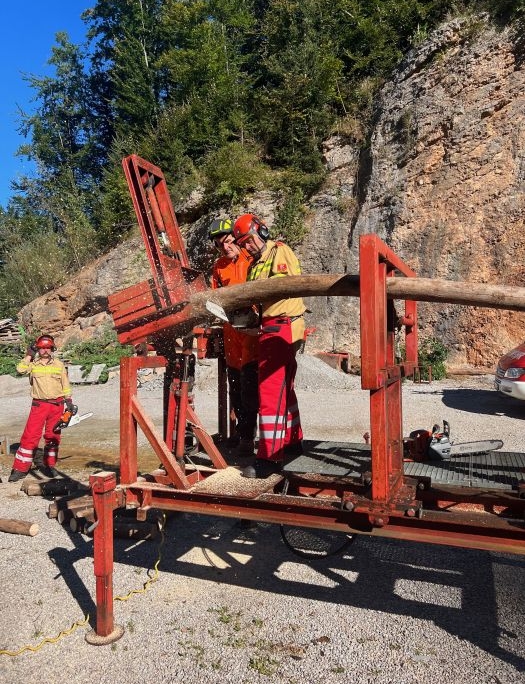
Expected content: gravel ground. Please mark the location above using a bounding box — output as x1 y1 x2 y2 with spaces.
0 356 524 683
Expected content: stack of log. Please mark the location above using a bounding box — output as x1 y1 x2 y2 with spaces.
43 485 164 539
0 318 21 346
17 475 165 539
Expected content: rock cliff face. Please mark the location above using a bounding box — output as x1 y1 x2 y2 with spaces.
17 237 151 348
19 16 525 369
351 17 525 368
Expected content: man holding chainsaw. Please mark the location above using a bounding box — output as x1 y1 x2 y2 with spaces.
209 218 259 457
232 214 306 478
8 334 74 482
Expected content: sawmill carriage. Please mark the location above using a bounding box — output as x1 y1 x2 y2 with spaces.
86 155 525 644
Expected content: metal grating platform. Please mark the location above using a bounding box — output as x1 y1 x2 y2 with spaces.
404 451 525 491
283 441 525 492
283 441 372 478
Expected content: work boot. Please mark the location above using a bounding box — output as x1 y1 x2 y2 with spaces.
236 439 255 457
8 469 28 483
41 466 60 479
242 459 283 479
225 434 240 448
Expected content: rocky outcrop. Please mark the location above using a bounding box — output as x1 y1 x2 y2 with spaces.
18 236 151 347
351 16 525 368
18 16 525 369
295 16 525 368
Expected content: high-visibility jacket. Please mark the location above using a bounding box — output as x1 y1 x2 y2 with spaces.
12 355 71 473
17 356 72 400
211 250 258 369
247 240 306 343
247 240 305 461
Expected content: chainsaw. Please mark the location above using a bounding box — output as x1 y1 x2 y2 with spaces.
404 419 503 462
52 405 93 433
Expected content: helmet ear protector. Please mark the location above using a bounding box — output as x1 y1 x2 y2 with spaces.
35 334 56 351
254 217 270 241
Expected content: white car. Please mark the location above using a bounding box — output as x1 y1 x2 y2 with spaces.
494 342 525 400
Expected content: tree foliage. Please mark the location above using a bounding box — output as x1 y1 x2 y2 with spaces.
1 0 524 316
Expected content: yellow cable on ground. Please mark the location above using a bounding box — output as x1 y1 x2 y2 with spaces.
0 514 166 657
115 520 165 602
0 615 90 657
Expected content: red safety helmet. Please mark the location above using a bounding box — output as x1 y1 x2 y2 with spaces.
35 334 56 351
232 214 269 243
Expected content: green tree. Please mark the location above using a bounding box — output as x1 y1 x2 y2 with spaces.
158 1 255 152
253 0 344 171
18 32 100 189
84 0 164 138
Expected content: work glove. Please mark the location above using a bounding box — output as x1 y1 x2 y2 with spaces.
65 397 75 413
26 344 38 359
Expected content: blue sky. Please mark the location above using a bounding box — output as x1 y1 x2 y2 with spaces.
0 3 91 208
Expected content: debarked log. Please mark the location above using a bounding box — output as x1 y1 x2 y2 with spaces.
190 274 525 320
0 517 39 536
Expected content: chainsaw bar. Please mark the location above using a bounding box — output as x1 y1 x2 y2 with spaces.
205 300 230 322
67 412 93 428
428 439 503 460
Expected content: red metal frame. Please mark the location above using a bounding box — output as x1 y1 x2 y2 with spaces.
119 355 227 491
86 164 525 642
108 155 207 345
359 235 417 510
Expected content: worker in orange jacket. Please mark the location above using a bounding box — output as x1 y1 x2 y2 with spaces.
209 219 259 457
9 334 74 482
232 214 306 478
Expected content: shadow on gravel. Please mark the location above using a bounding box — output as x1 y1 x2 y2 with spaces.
413 388 525 419
50 514 525 672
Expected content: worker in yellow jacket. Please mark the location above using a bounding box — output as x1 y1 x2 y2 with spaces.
232 214 306 478
8 334 73 482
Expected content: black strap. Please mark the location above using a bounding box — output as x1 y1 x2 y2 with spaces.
32 398 63 406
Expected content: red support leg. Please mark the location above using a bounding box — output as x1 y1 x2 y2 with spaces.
85 472 124 645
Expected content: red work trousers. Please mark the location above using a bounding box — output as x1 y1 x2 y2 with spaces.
12 399 64 473
257 317 302 462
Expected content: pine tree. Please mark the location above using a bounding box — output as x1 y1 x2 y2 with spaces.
85 0 163 138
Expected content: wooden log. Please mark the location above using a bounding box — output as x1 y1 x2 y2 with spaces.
188 274 525 322
69 511 95 533
113 519 160 541
24 479 88 497
116 271 525 342
57 509 72 525
0 435 9 457
48 494 93 519
70 517 85 533
0 518 39 536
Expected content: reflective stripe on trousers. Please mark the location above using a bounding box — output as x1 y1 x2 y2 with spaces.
12 400 63 472
257 317 302 461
